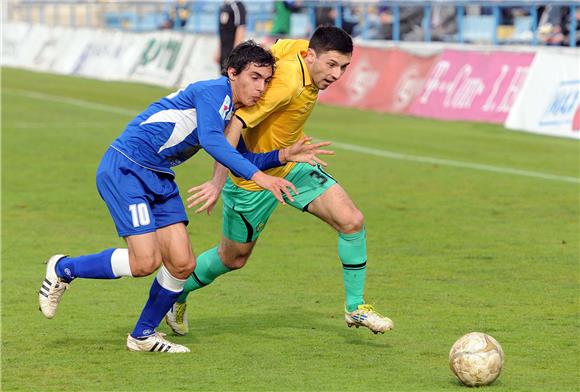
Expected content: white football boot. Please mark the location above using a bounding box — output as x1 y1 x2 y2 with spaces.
165 302 189 336
345 304 394 334
126 332 190 353
38 254 70 319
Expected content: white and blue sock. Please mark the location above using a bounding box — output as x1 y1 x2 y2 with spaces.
131 265 186 339
55 248 132 282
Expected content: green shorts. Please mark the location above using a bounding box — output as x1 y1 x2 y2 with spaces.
222 162 337 243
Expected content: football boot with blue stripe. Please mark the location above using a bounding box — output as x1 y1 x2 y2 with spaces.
345 304 394 334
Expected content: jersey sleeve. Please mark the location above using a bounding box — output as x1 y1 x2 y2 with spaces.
195 90 260 180
236 137 282 170
237 2 246 26
235 75 295 128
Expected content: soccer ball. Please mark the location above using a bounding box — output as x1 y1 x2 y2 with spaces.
449 332 504 387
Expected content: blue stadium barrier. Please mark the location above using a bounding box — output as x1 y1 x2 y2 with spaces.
462 15 495 44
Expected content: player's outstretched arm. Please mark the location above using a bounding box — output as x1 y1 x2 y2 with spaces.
281 136 334 167
188 117 303 213
250 171 297 205
190 165 297 208
187 161 228 215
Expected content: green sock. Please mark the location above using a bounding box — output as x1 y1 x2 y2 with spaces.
338 228 367 312
177 247 230 303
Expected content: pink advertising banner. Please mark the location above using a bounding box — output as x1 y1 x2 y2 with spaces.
318 46 438 114
408 50 535 123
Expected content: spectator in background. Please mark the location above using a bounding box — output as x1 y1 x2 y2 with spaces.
160 0 190 30
375 5 423 41
341 6 359 36
539 5 580 46
500 7 529 25
355 4 454 42
216 1 246 69
354 5 393 40
400 6 425 41
315 5 357 35
430 4 457 42
315 6 336 27
271 1 301 37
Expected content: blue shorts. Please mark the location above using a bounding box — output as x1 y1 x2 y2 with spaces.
96 147 188 237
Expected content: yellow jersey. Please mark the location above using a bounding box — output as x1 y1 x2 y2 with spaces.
232 39 319 191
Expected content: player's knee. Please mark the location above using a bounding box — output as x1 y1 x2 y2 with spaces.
131 254 163 277
339 209 365 234
222 251 250 270
169 254 196 279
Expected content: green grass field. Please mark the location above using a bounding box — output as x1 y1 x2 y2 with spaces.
2 67 579 391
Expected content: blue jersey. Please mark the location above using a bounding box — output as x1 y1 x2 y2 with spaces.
111 76 276 180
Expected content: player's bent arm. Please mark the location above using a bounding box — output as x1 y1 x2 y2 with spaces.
197 106 297 205
188 117 281 214
199 130 295 205
196 94 261 180
229 117 334 170
227 116 282 171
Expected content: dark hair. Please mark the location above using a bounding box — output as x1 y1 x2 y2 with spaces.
308 26 353 55
221 40 275 76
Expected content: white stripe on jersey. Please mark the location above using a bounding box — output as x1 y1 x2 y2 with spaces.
139 109 198 153
232 1 241 26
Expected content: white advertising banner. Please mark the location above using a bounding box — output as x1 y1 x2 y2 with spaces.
505 51 580 139
12 24 54 70
50 28 94 75
28 26 78 72
129 31 196 88
178 35 220 87
1 22 31 67
73 30 147 81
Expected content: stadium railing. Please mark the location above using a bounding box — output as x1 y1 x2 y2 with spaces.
4 0 579 47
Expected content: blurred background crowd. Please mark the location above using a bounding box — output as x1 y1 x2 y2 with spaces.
5 0 580 47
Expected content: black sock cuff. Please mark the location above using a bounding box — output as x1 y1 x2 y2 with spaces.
342 261 367 270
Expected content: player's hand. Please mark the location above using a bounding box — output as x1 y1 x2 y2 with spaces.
251 171 298 205
187 181 222 215
282 136 334 167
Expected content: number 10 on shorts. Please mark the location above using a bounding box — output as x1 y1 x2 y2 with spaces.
129 203 151 227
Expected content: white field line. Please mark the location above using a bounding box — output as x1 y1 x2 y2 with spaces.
329 141 580 184
7 88 579 184
4 88 137 116
11 122 113 129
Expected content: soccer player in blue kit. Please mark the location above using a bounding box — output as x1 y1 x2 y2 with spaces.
38 41 332 353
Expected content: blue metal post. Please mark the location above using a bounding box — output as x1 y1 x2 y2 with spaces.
393 5 400 42
361 3 369 40
570 5 577 48
53 3 58 26
492 5 500 45
193 2 201 33
70 3 75 27
86 2 91 27
457 5 464 43
423 4 431 42
174 3 181 31
531 5 538 46
39 3 45 25
308 6 316 30
335 5 342 28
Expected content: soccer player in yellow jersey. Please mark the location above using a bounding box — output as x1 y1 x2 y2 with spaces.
166 26 394 335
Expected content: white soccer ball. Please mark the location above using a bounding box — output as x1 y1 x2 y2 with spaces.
449 332 504 387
